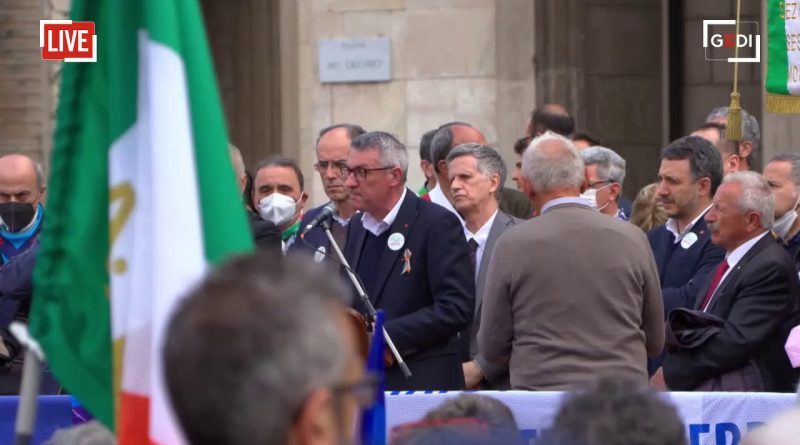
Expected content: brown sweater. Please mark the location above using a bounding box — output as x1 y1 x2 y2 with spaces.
477 203 664 390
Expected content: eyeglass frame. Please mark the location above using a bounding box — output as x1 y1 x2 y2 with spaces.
313 160 350 175
340 165 396 182
587 179 616 190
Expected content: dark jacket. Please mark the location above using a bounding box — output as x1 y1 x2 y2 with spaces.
663 234 800 392
498 188 533 220
249 212 282 255
648 217 726 316
344 190 475 391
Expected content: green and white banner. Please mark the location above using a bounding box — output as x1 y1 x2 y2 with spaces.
767 0 800 112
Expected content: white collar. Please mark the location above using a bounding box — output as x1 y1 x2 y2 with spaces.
428 184 462 220
362 188 407 236
541 196 590 214
666 204 713 243
464 209 498 247
725 231 769 269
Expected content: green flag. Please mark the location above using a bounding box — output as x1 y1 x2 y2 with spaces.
29 1 253 441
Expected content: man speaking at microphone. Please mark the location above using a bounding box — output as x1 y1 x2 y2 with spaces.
342 131 474 391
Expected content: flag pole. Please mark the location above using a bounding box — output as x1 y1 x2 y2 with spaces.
10 322 46 445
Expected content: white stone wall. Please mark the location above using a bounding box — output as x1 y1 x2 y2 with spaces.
296 0 534 206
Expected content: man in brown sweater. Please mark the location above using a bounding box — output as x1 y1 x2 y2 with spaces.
477 132 664 390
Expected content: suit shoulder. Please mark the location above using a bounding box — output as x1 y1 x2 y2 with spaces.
301 205 327 224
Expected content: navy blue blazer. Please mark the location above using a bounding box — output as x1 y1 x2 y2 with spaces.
344 190 475 391
288 204 341 256
648 217 725 316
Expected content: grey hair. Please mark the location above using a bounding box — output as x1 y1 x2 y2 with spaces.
350 131 409 180
769 153 800 188
34 162 44 190
707 106 761 152
580 146 626 187
522 132 585 192
163 254 350 445
723 171 775 229
446 143 508 185
228 142 246 179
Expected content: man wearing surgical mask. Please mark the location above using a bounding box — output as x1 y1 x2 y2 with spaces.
765 154 800 262
580 146 627 221
252 156 308 252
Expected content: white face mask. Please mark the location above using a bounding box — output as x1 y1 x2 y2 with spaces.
580 185 611 211
774 193 800 240
258 192 300 227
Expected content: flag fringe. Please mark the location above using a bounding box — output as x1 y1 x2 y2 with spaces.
766 93 800 114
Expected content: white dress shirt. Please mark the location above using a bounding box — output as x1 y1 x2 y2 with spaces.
463 210 498 279
428 184 463 221
666 204 713 244
703 230 769 310
362 188 407 236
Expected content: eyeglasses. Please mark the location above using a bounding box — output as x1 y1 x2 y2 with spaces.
314 160 349 175
330 372 380 408
340 165 394 182
587 180 614 189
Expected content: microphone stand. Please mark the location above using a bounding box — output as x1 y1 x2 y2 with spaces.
319 218 412 378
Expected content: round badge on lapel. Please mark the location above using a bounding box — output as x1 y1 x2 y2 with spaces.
387 232 405 251
681 232 698 249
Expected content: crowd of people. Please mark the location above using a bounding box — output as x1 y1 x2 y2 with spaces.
0 102 799 443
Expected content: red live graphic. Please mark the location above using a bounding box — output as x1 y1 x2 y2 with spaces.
40 21 96 62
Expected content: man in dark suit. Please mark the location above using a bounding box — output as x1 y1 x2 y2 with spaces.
444 143 520 389
659 172 800 392
649 136 726 317
342 131 475 391
290 124 365 258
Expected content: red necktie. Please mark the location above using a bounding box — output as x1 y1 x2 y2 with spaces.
700 260 730 311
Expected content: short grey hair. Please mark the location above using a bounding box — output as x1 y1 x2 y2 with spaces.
522 132 585 192
768 153 800 188
163 254 350 445
34 161 44 190
350 131 409 180
722 171 775 229
707 106 761 152
580 146 626 187
446 143 508 185
228 142 246 179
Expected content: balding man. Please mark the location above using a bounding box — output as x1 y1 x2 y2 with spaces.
0 154 55 393
525 104 575 138
478 133 664 390
691 122 742 175
430 122 533 220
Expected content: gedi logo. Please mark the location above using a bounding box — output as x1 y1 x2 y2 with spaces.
703 19 761 63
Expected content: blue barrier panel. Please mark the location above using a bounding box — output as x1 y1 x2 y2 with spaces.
0 395 74 445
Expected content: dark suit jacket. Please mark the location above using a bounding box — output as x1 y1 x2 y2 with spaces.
461 211 520 361
663 233 800 392
248 212 282 255
287 203 346 257
648 218 726 316
344 190 475 391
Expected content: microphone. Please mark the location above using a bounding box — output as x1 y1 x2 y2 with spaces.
301 203 336 236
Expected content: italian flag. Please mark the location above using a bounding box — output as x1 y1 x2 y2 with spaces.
766 0 800 112
29 0 253 444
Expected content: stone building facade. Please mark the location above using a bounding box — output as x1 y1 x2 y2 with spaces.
2 0 800 206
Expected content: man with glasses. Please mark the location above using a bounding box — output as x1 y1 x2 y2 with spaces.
342 131 474 391
290 124 365 258
580 146 628 221
164 253 376 445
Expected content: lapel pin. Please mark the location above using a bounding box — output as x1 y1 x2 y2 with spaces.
402 248 412 275
388 232 405 251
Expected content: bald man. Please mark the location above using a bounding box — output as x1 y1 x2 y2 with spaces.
525 104 575 138
0 154 56 394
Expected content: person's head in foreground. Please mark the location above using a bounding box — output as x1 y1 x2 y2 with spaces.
740 408 800 445
163 253 374 445
536 377 687 445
